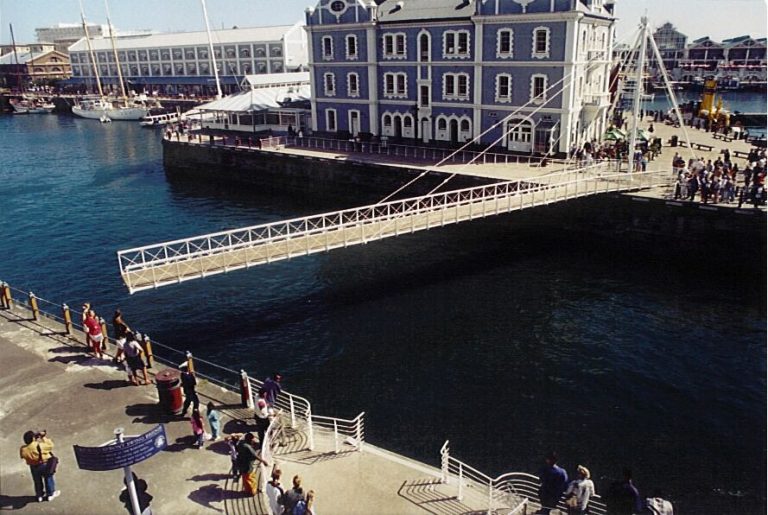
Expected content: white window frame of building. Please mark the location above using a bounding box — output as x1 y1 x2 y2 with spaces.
530 73 548 104
325 108 337 132
322 36 334 61
382 113 393 133
345 34 358 60
324 72 336 96
383 72 407 99
383 32 407 59
507 118 533 150
348 109 361 136
495 73 513 103
443 29 471 59
442 72 470 101
434 114 472 142
347 72 360 97
418 30 431 62
496 28 514 58
531 26 551 59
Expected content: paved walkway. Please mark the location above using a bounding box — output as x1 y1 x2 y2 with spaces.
0 304 514 514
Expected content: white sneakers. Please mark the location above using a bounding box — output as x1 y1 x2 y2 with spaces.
48 490 61 501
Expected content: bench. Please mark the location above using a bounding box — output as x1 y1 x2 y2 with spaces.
691 142 714 152
712 133 734 142
734 150 751 160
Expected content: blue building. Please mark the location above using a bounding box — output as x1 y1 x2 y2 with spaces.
305 0 615 155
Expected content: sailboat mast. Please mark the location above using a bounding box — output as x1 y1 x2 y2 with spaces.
201 0 223 99
79 0 105 98
9 23 23 91
104 0 128 102
628 16 648 173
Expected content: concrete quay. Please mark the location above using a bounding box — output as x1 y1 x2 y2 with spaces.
0 303 517 515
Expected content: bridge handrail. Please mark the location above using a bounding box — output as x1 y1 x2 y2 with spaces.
117 168 666 276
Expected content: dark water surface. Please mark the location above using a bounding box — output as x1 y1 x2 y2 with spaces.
1 115 765 514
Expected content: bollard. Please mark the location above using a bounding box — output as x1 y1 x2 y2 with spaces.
0 282 7 309
99 317 109 353
29 292 40 321
186 351 195 374
1 282 13 309
142 334 155 368
240 370 253 409
62 304 73 335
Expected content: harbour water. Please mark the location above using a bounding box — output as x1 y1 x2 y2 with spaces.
1 114 766 514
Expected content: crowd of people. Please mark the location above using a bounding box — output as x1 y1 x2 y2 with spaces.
537 451 674 515
671 148 767 207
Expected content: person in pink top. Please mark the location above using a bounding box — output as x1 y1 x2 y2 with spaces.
83 310 104 359
190 409 205 448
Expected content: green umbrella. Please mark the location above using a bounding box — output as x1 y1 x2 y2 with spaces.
603 127 627 141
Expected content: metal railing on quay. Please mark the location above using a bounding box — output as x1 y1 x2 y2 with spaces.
310 412 365 453
288 135 567 166
440 441 608 515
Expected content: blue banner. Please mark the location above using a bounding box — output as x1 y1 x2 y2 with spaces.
73 425 167 472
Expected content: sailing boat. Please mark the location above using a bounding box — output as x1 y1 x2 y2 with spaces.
72 0 152 120
7 23 55 114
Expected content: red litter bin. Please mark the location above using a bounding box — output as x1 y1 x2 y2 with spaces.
155 368 183 415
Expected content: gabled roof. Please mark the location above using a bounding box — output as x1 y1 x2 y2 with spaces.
376 0 473 23
68 24 300 52
0 51 64 65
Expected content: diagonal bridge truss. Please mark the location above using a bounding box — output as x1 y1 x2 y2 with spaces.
117 163 668 293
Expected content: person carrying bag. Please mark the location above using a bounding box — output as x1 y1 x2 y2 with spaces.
19 430 60 502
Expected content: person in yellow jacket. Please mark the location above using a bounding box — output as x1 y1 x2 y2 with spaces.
19 431 60 502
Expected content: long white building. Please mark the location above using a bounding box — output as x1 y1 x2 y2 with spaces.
67 24 308 97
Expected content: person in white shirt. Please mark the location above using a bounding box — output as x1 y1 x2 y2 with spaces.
564 465 595 515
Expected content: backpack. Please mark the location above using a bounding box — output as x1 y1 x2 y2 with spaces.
293 500 307 515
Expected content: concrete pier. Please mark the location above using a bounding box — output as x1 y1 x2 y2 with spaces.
0 302 518 514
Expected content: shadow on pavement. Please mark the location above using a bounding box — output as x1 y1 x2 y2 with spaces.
48 354 89 365
187 483 228 512
0 494 39 510
165 435 197 452
125 403 178 425
84 379 130 390
188 473 231 482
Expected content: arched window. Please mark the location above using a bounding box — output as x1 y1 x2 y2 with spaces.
460 119 470 132
437 118 447 131
532 26 551 59
419 32 430 61
403 116 413 128
383 114 392 128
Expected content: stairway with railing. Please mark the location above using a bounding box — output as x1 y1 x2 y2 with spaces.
118 165 668 293
440 441 608 515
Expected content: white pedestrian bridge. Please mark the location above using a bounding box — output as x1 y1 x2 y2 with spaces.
118 163 667 293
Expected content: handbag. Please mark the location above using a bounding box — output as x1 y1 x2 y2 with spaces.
565 495 578 508
46 455 59 475
37 443 59 475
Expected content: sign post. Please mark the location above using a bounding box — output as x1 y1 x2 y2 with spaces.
115 428 142 515
73 424 167 515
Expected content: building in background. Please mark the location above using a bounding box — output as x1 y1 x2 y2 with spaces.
66 24 308 98
305 0 616 155
648 22 686 78
35 23 109 53
0 49 71 89
0 43 55 57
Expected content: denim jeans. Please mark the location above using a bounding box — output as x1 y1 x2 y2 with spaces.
30 463 55 498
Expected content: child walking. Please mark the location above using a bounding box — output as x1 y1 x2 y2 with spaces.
206 402 221 441
190 409 205 448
